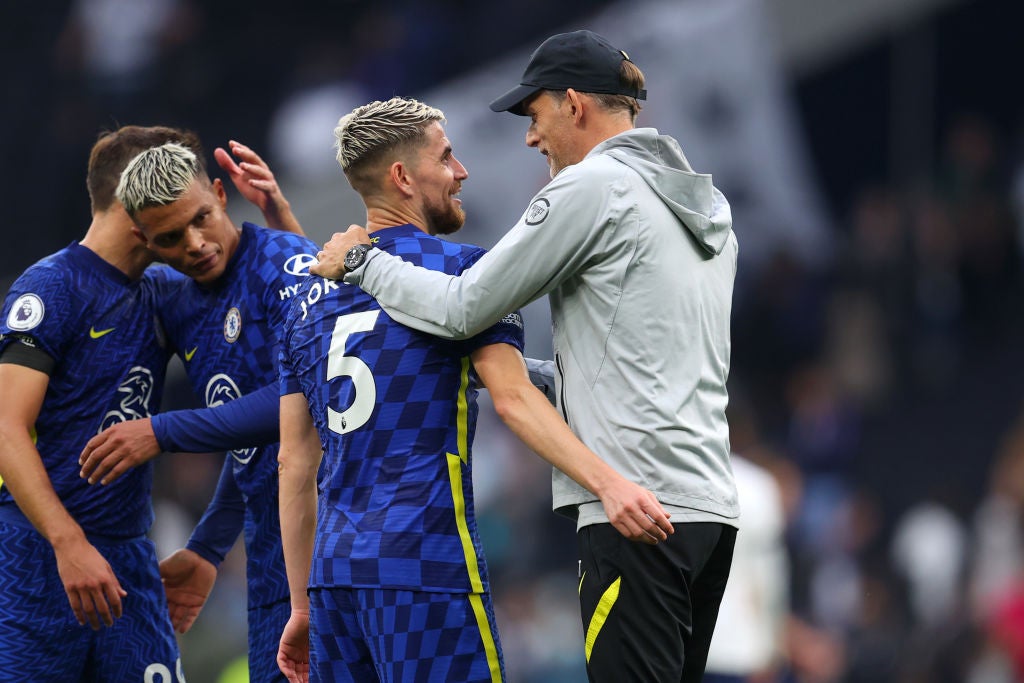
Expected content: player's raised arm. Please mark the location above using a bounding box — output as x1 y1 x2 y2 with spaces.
216 140 304 235
0 363 126 629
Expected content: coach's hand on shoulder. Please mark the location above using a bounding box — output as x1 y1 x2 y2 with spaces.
53 535 127 630
79 418 160 485
309 226 372 279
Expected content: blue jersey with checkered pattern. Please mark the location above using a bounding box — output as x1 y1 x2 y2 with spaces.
0 242 179 539
157 222 317 608
279 224 525 594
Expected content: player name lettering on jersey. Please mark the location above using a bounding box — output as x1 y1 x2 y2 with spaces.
298 277 342 320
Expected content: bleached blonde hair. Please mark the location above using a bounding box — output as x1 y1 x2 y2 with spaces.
116 142 202 216
334 97 445 194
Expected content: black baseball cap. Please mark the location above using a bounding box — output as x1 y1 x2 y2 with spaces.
489 30 647 115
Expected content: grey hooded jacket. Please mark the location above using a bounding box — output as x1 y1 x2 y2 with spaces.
347 127 740 526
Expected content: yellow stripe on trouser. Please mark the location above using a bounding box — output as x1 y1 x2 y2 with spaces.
584 577 622 663
446 357 502 681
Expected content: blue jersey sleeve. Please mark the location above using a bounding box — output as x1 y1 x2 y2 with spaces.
185 457 245 566
278 327 302 397
1 262 78 360
151 384 280 453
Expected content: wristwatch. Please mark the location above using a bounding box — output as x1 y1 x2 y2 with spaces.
343 244 372 272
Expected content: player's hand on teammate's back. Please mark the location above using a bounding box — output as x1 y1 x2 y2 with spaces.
159 549 217 634
79 418 160 485
54 536 127 630
277 608 311 683
599 478 675 545
309 225 372 279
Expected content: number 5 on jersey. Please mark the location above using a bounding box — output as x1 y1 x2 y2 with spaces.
327 310 379 435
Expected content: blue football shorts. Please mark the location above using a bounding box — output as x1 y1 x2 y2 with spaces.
0 521 182 682
248 597 291 683
308 586 505 682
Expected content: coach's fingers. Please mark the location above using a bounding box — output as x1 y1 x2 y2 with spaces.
644 511 674 539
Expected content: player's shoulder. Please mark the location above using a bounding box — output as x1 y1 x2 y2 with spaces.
394 232 487 274
2 252 84 339
245 222 317 251
12 247 78 289
244 222 318 273
142 263 187 287
3 248 85 327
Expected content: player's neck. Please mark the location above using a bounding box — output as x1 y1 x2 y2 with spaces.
79 209 155 280
364 206 429 235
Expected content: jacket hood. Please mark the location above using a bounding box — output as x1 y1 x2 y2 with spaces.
594 128 732 255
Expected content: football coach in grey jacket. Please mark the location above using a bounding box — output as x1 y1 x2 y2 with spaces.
312 30 740 683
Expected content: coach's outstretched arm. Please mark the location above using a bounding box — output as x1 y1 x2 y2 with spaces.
309 161 612 338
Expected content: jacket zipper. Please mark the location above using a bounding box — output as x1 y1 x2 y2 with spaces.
555 352 571 425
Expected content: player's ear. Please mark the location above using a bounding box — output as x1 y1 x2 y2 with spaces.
130 225 148 245
389 161 415 198
211 177 228 207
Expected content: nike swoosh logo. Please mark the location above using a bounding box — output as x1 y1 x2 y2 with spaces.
89 327 115 339
184 347 198 362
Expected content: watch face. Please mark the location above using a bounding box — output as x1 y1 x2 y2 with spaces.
345 245 367 270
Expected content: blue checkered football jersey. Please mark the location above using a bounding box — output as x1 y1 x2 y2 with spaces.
157 222 318 607
279 224 525 594
0 243 179 538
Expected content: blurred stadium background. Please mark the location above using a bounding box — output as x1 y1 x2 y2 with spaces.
3 0 1024 680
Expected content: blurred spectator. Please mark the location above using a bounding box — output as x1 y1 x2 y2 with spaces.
705 454 791 683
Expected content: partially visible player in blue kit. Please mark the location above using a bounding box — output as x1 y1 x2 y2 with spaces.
113 140 318 683
0 125 297 682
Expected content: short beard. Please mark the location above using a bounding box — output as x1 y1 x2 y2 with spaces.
426 203 466 236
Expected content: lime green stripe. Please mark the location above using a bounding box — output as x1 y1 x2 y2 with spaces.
456 357 470 462
584 577 621 663
578 571 586 595
468 592 504 682
447 453 484 593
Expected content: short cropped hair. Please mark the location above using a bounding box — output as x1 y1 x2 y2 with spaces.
547 59 645 122
334 97 446 195
86 126 204 214
116 142 205 217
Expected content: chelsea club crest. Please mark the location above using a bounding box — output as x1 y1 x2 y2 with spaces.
223 306 242 343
